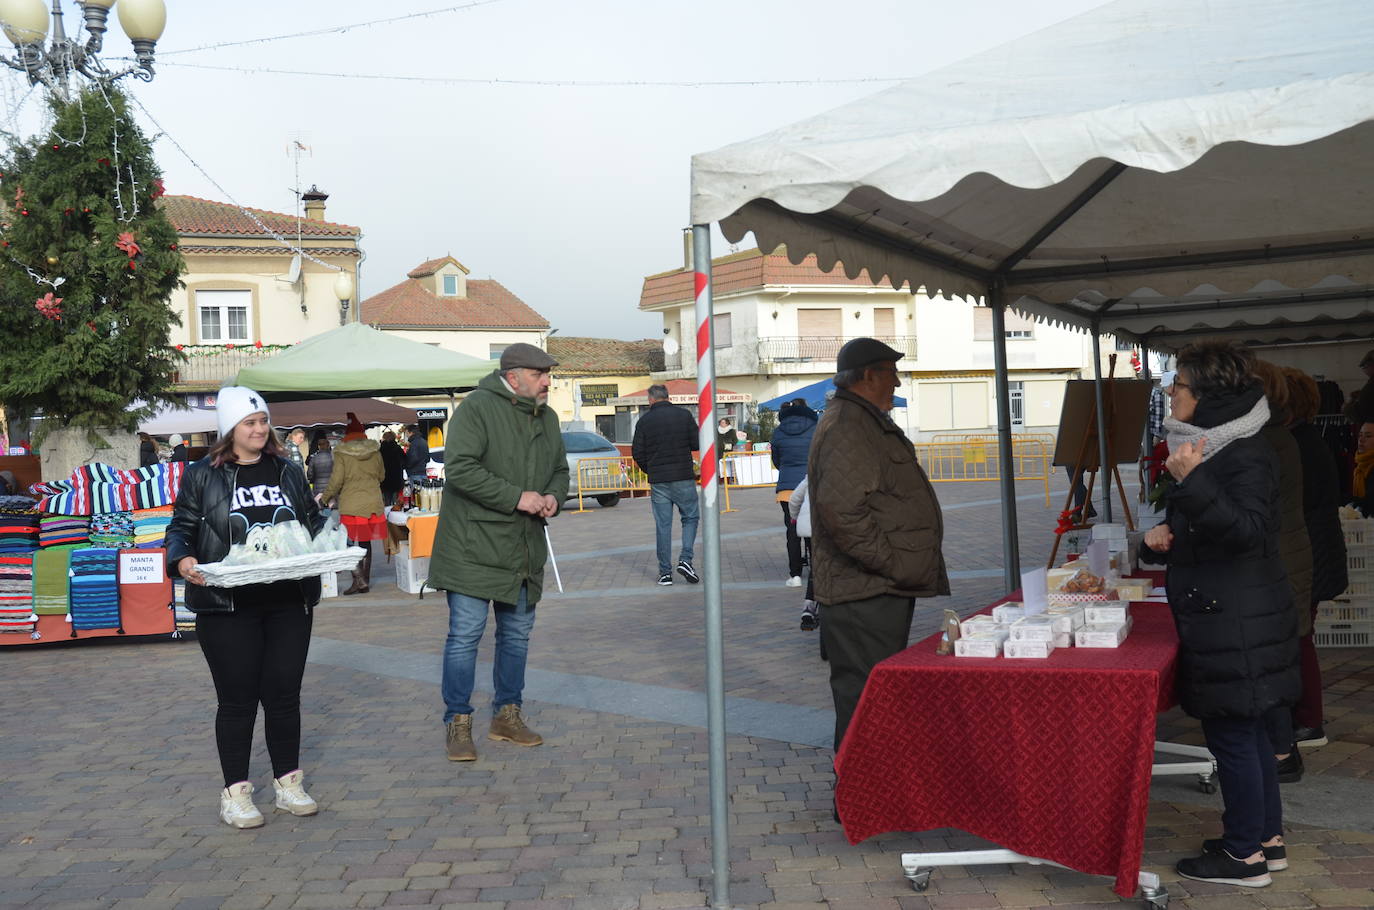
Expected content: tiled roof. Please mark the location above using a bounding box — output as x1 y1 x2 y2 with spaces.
159 195 360 237
407 256 468 278
361 276 549 329
547 337 664 375
640 246 887 309
178 245 360 258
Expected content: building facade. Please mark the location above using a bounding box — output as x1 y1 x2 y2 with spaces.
543 337 663 440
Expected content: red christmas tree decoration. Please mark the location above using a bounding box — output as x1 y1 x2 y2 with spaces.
115 231 140 258
254 340 263 348
151 177 165 200
35 292 62 321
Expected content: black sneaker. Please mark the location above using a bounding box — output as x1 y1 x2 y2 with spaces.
657 574 673 586
799 612 818 631
676 561 700 584
1276 749 1303 784
1176 851 1271 887
1202 838 1287 872
1294 725 1327 748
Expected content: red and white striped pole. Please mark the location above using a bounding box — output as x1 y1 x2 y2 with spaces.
692 224 731 909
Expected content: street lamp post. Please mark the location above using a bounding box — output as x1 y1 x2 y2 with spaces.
0 0 166 92
333 269 355 326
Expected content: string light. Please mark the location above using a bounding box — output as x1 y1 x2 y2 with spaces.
151 60 907 88
156 0 504 57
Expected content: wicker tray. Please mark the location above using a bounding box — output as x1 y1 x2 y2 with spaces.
198 547 365 588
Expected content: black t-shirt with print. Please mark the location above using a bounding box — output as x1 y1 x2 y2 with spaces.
230 458 304 606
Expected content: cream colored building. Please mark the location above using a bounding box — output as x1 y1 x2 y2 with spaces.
543 338 663 441
640 246 1137 440
161 190 362 395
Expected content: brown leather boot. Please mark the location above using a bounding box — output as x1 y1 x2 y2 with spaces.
445 715 476 761
488 704 543 746
343 543 371 595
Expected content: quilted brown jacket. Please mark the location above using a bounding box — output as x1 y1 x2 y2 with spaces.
808 389 950 604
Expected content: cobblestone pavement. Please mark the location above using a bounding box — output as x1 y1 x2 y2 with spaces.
3 477 1372 909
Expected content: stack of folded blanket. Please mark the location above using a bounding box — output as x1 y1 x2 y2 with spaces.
38 514 91 549
172 579 195 637
0 509 40 553
31 549 70 616
68 548 121 635
89 512 136 548
30 462 185 515
131 507 173 548
0 554 36 635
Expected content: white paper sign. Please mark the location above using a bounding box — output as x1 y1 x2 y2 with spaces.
119 551 164 585
1087 540 1110 579
1021 567 1049 615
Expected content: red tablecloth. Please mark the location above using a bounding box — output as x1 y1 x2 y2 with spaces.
834 599 1178 897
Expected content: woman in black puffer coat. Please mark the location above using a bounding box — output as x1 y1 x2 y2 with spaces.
1141 341 1299 889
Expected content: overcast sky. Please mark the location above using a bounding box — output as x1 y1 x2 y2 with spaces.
5 0 1106 339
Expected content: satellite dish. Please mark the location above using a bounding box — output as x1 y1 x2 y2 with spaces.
286 254 302 285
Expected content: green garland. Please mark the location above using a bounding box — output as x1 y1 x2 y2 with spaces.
172 343 294 356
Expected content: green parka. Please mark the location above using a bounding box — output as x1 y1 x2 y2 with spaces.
427 371 570 604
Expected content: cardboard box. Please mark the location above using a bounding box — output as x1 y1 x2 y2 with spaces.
1045 604 1086 631
1010 615 1058 642
394 543 431 595
960 615 1006 637
992 603 1026 624
1075 618 1134 648
955 630 1008 658
1004 638 1056 658
1084 603 1131 625
1092 522 1128 541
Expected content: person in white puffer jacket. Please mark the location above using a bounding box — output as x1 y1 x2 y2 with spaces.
788 476 818 630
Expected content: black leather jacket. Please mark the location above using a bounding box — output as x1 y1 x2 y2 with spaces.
166 454 324 613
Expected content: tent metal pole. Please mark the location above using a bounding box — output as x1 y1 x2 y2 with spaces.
989 285 1020 592
692 224 731 910
1139 341 1153 504
1091 323 1113 523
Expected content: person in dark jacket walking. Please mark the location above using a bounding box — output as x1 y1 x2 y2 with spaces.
631 384 701 586
166 386 326 831
1341 350 1374 424
1283 367 1347 751
138 433 159 468
379 431 406 506
168 434 190 463
1140 342 1299 889
306 437 335 499
771 398 818 586
405 425 430 483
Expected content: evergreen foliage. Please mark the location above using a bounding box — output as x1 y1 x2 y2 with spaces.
0 84 185 430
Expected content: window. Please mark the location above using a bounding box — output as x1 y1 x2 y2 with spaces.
196 289 251 343
442 274 459 296
489 344 507 360
1115 337 1135 352
973 308 1035 340
713 313 732 349
873 307 896 338
1009 381 1025 426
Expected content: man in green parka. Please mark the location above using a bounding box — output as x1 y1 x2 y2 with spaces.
430 343 569 762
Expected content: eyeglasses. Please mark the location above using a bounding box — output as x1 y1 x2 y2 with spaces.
1170 380 1192 392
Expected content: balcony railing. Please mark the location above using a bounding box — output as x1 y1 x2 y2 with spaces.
173 346 279 389
758 336 917 364
664 351 684 371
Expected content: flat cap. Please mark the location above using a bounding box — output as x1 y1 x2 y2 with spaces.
1361 349 1374 367
500 342 558 371
836 337 905 372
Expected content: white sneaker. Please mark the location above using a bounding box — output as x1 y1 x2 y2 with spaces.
785 576 803 588
219 781 265 829
272 769 319 816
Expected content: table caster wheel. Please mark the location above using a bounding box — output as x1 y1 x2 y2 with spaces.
1198 777 1216 794
1141 884 1169 910
906 869 931 892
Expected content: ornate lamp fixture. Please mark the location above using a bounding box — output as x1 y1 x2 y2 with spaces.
333 270 355 325
0 0 167 90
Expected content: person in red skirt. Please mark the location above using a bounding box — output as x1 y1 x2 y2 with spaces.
318 414 385 594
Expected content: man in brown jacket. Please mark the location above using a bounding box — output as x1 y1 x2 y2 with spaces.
810 338 949 754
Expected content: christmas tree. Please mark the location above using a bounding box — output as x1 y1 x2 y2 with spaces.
0 83 185 431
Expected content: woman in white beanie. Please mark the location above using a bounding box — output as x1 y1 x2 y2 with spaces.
165 386 326 830
168 433 189 463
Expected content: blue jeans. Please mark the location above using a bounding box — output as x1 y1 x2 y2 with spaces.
441 586 535 722
651 480 699 575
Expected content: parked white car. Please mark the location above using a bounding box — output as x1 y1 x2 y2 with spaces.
562 431 624 507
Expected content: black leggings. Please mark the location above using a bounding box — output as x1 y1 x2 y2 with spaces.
196 599 313 786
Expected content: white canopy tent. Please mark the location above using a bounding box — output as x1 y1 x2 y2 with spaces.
686 1 1374 904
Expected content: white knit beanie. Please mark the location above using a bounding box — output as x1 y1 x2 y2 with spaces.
216 386 270 438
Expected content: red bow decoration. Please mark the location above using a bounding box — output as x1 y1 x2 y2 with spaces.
1054 508 1077 536
151 178 165 200
35 292 62 321
254 340 263 348
115 232 140 258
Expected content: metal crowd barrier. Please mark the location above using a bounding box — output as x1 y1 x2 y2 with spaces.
719 449 778 513
912 437 1051 505
569 455 645 513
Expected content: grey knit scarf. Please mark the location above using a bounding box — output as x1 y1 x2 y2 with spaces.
1163 396 1270 463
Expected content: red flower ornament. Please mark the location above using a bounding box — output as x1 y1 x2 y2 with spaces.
35 293 62 321
115 232 140 258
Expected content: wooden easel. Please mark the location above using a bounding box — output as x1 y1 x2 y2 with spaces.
1047 357 1138 568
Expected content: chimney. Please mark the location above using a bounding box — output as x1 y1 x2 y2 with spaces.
302 185 329 221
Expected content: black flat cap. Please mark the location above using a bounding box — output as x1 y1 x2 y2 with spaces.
836 337 905 372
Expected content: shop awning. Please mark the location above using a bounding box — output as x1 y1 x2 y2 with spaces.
608 379 750 407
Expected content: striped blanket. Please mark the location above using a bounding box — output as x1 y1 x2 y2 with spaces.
31 549 71 615
30 462 186 516
0 509 40 553
0 553 35 634
131 507 173 548
69 548 121 634
38 515 91 549
89 512 136 548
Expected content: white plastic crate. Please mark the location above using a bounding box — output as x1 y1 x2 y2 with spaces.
1317 600 1374 623
1344 574 1374 598
1341 518 1374 548
1313 619 1373 648
1346 543 1374 574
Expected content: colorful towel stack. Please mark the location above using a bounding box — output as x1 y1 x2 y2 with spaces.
172 579 195 636
0 509 40 554
89 512 136 548
30 462 186 516
0 554 36 635
131 507 173 548
31 549 70 615
38 514 91 549
68 548 121 634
